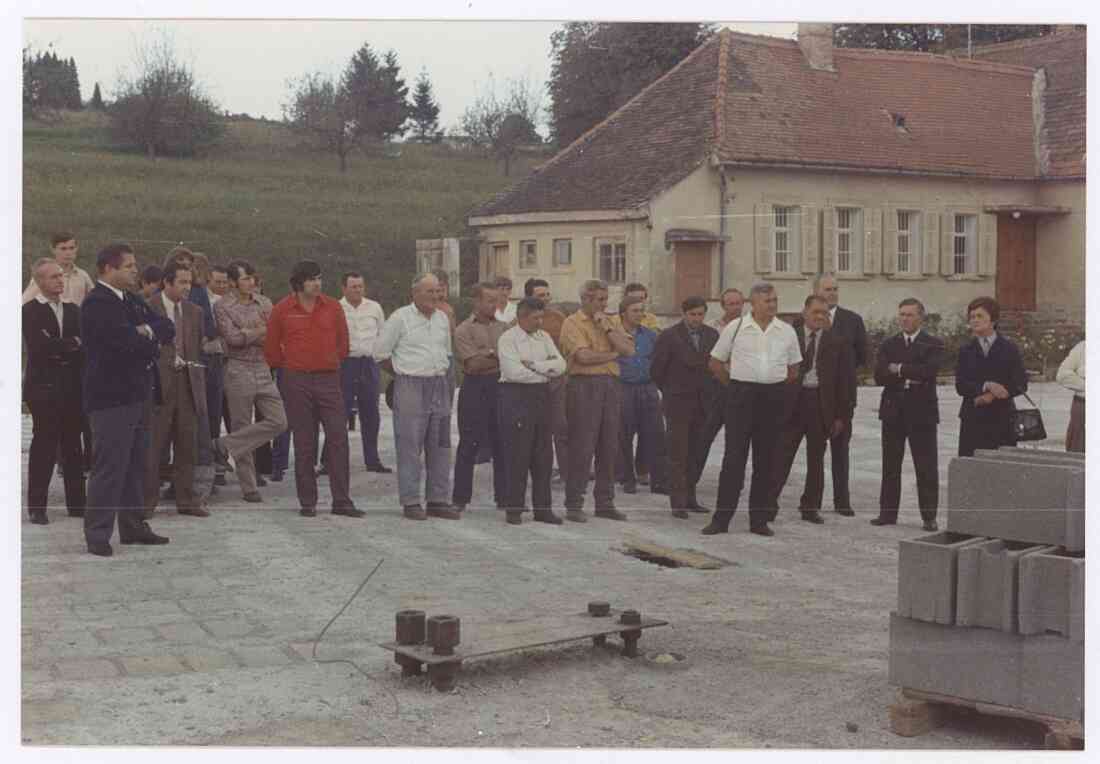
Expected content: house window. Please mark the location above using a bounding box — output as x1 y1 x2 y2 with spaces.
553 238 573 267
835 207 863 273
896 210 921 274
953 214 977 274
772 206 800 273
490 242 509 279
597 240 627 284
520 240 538 270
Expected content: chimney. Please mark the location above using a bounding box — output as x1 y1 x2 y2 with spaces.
798 23 835 72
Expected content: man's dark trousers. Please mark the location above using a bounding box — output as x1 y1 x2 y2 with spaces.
618 381 668 490
828 425 853 509
497 382 553 511
664 390 707 509
28 399 86 514
690 386 727 489
771 387 828 514
714 380 787 528
453 373 506 508
84 398 151 546
880 416 939 524
282 370 352 510
206 353 226 441
341 356 382 466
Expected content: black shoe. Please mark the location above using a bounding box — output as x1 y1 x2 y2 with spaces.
594 508 627 521
686 502 710 513
621 483 637 495
671 510 690 519
365 463 393 474
161 483 176 500
300 507 317 517
29 511 49 525
533 510 563 525
801 512 825 524
270 469 284 482
243 492 263 503
922 520 939 532
426 504 462 520
120 523 169 545
256 475 268 487
67 509 85 518
87 542 113 557
835 507 855 517
870 517 897 527
701 522 729 535
749 524 775 537
650 485 669 496
214 474 228 486
332 506 366 518
403 505 428 520
565 509 588 523
505 511 523 525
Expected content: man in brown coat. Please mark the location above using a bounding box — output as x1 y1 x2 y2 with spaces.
770 295 854 524
144 261 209 518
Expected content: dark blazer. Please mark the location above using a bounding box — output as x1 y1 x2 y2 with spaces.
81 284 175 413
874 330 945 427
786 326 855 431
955 334 1028 422
830 305 868 370
650 321 721 400
22 299 84 405
148 293 208 419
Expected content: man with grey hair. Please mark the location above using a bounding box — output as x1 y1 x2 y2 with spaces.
376 272 456 520
810 273 866 516
558 279 635 521
705 282 802 537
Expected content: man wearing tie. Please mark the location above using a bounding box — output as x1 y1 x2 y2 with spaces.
22 258 87 524
143 260 209 518
872 298 944 531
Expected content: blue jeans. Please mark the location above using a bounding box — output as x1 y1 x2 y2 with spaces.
341 356 383 466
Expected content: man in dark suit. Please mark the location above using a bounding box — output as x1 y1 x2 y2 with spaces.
144 261 209 518
813 274 866 516
81 243 174 557
872 298 944 532
651 297 720 518
771 295 855 524
23 258 87 524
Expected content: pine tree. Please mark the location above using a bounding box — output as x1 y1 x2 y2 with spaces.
409 69 441 142
90 82 105 110
67 57 82 109
340 44 410 144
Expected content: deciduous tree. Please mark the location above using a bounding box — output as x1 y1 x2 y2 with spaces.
459 75 542 176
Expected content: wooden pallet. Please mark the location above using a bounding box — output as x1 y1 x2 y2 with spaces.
380 609 668 691
891 688 1084 749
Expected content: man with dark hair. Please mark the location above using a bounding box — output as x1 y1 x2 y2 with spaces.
493 276 516 323
613 294 668 496
338 271 389 472
771 295 855 525
23 258 87 524
621 282 660 331
651 295 720 518
144 261 210 518
81 243 174 556
523 278 569 483
208 265 229 298
450 282 508 514
213 259 287 503
497 297 567 524
141 265 164 301
265 260 359 518
23 232 96 306
872 298 943 532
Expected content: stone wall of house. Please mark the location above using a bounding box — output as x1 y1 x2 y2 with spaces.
1035 179 1086 314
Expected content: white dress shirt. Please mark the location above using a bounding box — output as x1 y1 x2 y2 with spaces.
97 279 125 301
340 296 386 358
495 301 517 324
1057 340 1086 397
162 291 183 325
35 294 65 334
711 315 801 384
375 303 452 376
498 325 566 384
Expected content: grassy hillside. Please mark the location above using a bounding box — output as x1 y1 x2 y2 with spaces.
22 111 542 311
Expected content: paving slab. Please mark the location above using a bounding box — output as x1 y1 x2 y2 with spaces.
120 655 191 677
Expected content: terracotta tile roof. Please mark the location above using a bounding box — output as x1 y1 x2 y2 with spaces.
471 28 1054 220
963 31 1086 178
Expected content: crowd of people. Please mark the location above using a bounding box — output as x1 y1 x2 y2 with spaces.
22 233 1086 557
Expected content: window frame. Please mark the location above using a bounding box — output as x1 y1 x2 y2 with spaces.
952 213 977 275
835 207 863 274
895 209 921 274
552 238 573 269
772 205 800 274
595 238 627 285
518 239 538 271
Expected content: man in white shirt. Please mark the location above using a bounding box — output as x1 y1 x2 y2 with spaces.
339 272 390 472
704 282 801 537
497 297 567 525
493 276 517 324
376 273 454 520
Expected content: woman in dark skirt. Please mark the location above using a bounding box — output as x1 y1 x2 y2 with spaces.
955 297 1029 457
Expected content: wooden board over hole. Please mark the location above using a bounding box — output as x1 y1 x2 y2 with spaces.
619 540 728 570
380 609 668 665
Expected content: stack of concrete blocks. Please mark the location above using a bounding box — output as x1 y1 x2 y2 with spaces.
889 447 1084 723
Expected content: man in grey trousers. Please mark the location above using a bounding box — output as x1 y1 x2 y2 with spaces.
375 273 457 520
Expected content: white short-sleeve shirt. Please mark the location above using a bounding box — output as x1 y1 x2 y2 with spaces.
710 315 802 384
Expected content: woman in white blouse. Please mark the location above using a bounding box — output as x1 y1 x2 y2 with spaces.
1056 340 1085 453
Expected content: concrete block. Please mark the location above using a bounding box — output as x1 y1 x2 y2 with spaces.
888 613 1084 721
947 457 1085 551
897 532 988 625
956 540 1057 633
1018 549 1085 641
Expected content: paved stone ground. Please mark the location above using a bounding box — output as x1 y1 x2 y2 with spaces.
21 384 1075 748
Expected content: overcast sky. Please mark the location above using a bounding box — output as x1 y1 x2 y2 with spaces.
22 18 797 134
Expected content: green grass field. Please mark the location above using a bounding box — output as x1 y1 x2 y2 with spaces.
22 110 541 311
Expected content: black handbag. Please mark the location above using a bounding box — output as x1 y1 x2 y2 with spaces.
1011 392 1047 442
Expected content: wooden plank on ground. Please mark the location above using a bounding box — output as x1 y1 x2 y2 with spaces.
620 540 727 570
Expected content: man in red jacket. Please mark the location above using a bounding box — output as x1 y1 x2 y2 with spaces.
264 260 361 518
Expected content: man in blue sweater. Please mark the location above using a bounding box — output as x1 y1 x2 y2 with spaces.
81 243 175 557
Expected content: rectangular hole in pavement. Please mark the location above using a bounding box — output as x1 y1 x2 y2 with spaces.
618 542 728 570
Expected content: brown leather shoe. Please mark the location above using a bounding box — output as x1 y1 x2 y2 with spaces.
671 509 690 519
403 505 428 521
427 507 462 520
594 508 627 521
242 492 263 503
565 509 588 523
179 506 210 518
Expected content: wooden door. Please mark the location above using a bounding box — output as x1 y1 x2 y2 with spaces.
675 243 712 304
996 216 1037 310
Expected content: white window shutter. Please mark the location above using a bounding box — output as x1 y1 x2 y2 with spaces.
754 203 773 273
882 206 898 275
978 213 998 276
940 212 954 276
822 205 836 273
863 207 882 275
801 205 819 274
922 211 940 275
